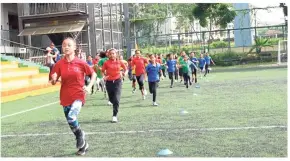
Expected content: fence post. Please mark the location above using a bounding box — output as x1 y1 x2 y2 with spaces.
123 3 131 59
178 34 181 51
202 31 205 53
227 29 231 52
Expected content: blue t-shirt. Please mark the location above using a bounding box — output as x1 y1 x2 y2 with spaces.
166 59 177 72
204 56 211 65
198 58 206 67
146 63 161 82
87 61 93 66
190 57 198 69
52 47 61 62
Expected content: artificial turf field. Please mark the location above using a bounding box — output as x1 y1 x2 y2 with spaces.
1 67 288 157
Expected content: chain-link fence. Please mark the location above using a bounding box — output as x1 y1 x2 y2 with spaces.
129 25 287 66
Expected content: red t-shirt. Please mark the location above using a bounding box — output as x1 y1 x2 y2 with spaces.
156 59 162 64
131 57 148 76
51 57 94 107
102 59 127 81
93 58 99 65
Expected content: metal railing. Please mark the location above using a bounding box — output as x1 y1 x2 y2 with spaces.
21 3 87 16
1 30 20 45
1 38 47 65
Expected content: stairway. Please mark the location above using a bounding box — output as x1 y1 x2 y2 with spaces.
1 55 60 103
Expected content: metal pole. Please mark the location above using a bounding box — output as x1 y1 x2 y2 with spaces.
123 3 131 59
88 3 96 56
109 3 113 48
178 34 181 51
100 4 105 50
278 40 281 64
134 4 137 49
227 29 231 52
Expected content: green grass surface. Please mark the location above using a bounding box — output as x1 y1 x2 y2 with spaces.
1 68 287 157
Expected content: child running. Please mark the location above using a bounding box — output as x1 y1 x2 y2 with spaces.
189 52 199 84
98 50 112 105
204 52 215 77
177 51 186 83
102 49 127 123
50 37 96 155
166 53 177 88
179 54 197 88
174 54 179 82
146 54 164 106
160 54 167 79
129 55 138 93
198 53 206 78
131 50 148 100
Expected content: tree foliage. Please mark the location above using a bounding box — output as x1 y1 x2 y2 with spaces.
192 3 236 29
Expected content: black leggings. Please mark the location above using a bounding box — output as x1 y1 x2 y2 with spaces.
148 81 157 102
183 73 191 87
162 68 166 77
136 74 145 90
106 79 122 117
168 72 174 86
204 64 210 76
192 68 197 83
174 68 178 80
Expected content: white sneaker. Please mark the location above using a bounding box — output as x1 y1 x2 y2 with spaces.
143 95 146 100
144 89 148 95
107 101 113 106
153 102 158 106
112 116 118 123
175 80 177 83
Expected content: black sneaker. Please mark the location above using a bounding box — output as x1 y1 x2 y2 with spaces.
76 141 89 156
186 85 189 88
75 129 85 149
170 85 173 88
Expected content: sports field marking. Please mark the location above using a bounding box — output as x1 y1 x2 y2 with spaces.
1 101 59 119
1 125 286 138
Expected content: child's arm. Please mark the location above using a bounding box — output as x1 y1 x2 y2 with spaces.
211 59 215 65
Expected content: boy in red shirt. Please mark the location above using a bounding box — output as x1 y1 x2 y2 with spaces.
131 50 148 100
102 49 127 123
50 38 96 156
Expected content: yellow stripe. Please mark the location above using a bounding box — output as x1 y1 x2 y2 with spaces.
1 85 60 103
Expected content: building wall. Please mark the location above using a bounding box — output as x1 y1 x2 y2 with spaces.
1 3 18 30
233 3 253 47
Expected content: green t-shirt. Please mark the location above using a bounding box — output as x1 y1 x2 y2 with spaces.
97 57 108 78
94 66 103 79
98 57 109 67
161 58 166 69
180 61 189 73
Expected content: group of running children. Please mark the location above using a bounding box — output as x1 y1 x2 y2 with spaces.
50 38 215 155
90 49 215 106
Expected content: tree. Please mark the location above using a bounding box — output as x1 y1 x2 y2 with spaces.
248 38 273 54
192 4 236 52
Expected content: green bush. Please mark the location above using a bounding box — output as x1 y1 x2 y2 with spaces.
210 41 228 48
211 51 243 66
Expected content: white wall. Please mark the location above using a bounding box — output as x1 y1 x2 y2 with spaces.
1 3 18 30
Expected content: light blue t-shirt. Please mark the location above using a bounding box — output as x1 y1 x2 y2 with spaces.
198 58 206 67
204 56 211 65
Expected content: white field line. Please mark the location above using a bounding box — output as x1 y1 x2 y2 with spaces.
1 125 286 138
1 101 59 119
